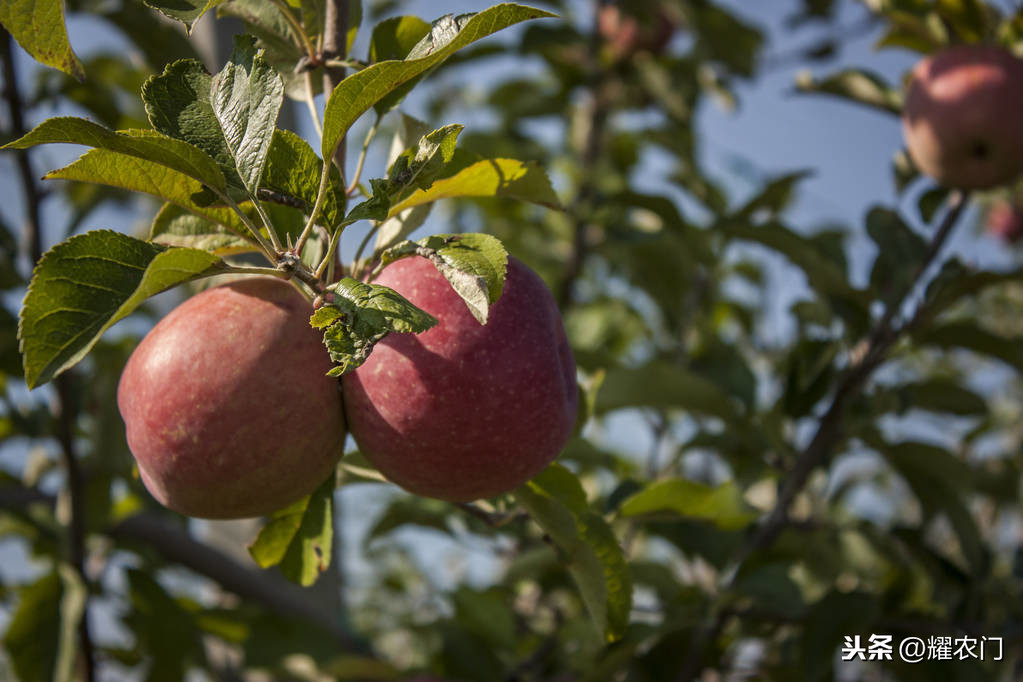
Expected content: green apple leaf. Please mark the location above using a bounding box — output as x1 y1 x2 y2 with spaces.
262 129 346 228
0 0 84 81
2 565 86 682
150 204 255 254
388 124 463 192
514 464 632 643
143 36 284 195
3 117 227 192
386 154 562 218
373 204 433 255
795 68 902 116
19 230 229 388
379 233 508 324
210 35 284 192
248 469 336 587
311 277 437 376
596 362 741 422
619 479 755 530
320 3 556 162
366 497 453 544
144 0 229 31
917 322 1023 373
44 149 254 239
369 15 432 115
343 178 394 225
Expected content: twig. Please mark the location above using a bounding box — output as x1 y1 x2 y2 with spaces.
674 190 971 681
322 0 349 177
2 29 97 681
557 4 610 308
304 69 323 138
346 114 380 196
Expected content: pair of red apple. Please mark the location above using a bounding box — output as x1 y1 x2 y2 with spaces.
117 256 578 519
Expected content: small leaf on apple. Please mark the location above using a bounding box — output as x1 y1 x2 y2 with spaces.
378 233 508 324
310 277 438 376
248 469 336 587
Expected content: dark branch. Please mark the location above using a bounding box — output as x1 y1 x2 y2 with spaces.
2 29 98 681
675 190 971 681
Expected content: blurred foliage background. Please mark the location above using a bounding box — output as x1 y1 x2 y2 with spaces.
2 0 1023 680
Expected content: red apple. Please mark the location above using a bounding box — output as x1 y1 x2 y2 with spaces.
118 277 345 519
342 256 578 501
902 45 1023 189
985 199 1023 244
598 5 674 62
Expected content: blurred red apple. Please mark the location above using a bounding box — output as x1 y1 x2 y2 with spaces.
342 256 578 501
598 4 674 62
902 45 1023 189
118 277 345 519
986 199 1023 244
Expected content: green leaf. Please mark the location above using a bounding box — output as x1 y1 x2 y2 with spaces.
387 154 562 218
733 171 813 220
873 378 987 417
262 129 346 228
596 362 741 422
802 591 879 681
369 15 432 115
388 124 463 193
321 3 555 162
0 0 84 81
210 35 285 192
917 322 1023 373
373 204 432 255
150 203 253 254
366 497 452 543
370 16 432 63
347 124 465 227
924 259 1023 320
19 230 227 388
311 277 437 375
619 479 755 530
144 0 228 30
4 117 226 192
879 440 985 573
248 469 336 587
44 149 253 238
143 38 284 195
2 565 85 682
794 68 902 115
514 464 632 642
380 233 508 324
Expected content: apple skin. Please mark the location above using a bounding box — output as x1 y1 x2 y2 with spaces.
117 277 345 519
342 256 578 501
902 45 1023 189
986 200 1023 244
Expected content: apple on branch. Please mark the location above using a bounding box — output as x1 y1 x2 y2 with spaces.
902 44 1023 189
341 256 578 502
117 277 345 519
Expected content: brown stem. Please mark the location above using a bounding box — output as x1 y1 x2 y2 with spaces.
3 29 98 681
322 0 349 178
674 190 970 681
557 1 610 308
